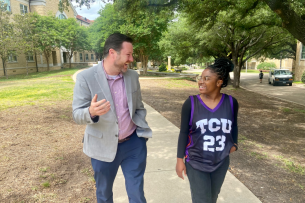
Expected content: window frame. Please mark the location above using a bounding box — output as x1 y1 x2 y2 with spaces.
3 0 10 11
79 53 83 61
20 4 28 14
91 54 94 60
301 44 305 60
8 51 17 62
85 54 89 60
58 14 66 20
26 54 34 62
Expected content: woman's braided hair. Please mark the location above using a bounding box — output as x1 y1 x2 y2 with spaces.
207 58 234 88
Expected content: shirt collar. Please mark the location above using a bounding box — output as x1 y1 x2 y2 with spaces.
101 60 123 80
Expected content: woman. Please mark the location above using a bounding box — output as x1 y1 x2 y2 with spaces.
176 58 239 203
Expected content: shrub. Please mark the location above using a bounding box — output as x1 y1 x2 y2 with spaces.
159 64 167 72
257 62 277 70
301 70 305 83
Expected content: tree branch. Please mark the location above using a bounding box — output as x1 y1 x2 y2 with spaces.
264 0 305 44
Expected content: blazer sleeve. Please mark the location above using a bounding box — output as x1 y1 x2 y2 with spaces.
72 73 99 125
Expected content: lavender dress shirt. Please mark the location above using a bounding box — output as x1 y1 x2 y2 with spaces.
102 66 137 140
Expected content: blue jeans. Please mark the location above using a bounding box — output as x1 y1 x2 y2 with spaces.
91 131 147 203
186 156 230 203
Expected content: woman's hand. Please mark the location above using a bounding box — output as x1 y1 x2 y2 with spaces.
176 158 187 180
230 145 237 154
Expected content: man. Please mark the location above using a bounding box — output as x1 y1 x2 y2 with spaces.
72 33 152 203
259 70 264 83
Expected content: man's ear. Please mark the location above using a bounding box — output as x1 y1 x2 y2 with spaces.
109 49 116 58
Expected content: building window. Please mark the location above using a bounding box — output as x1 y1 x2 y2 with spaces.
58 14 66 20
8 51 17 62
26 54 34 61
3 0 10 11
91 54 94 60
85 54 88 60
20 4 27 14
302 44 305 59
79 53 83 61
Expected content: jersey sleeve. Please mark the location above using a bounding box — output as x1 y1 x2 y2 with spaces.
232 97 239 144
177 97 192 159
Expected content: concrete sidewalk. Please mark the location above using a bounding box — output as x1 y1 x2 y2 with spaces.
112 103 261 203
72 70 261 203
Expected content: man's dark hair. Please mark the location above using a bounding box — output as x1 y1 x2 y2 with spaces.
103 33 133 58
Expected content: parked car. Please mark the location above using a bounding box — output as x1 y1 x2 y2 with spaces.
268 69 293 86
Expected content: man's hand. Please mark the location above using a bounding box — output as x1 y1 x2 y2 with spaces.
176 158 187 180
89 94 111 117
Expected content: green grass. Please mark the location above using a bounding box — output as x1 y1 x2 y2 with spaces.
293 81 305 84
274 155 305 175
0 68 85 82
41 181 50 188
0 69 80 111
163 78 198 88
241 69 260 73
293 108 305 113
282 108 291 113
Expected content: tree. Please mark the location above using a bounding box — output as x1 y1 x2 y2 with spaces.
88 3 171 74
0 2 18 78
59 18 91 68
34 15 61 71
14 13 40 75
158 16 203 65
179 1 294 87
120 9 171 74
264 0 305 45
68 0 305 46
88 4 124 60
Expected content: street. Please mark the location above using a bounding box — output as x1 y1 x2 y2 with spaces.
235 73 305 106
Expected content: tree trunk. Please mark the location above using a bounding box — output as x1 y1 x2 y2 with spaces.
2 59 7 79
142 56 148 75
34 51 38 72
232 56 240 88
44 51 50 71
69 55 72 68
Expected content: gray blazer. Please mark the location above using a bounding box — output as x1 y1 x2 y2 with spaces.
72 63 152 162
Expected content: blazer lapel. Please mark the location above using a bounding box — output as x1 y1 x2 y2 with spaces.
94 63 117 115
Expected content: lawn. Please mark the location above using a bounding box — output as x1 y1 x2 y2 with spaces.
241 69 261 73
0 68 96 202
0 68 84 111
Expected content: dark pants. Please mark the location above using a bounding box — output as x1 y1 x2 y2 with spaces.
91 131 147 203
186 156 230 203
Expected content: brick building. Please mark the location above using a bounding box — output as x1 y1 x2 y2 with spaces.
0 0 97 76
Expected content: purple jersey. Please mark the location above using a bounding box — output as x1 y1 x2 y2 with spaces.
185 94 235 172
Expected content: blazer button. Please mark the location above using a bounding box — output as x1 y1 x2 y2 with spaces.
115 134 118 137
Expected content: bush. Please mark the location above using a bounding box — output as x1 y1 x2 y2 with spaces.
257 62 277 70
159 64 167 72
301 71 305 83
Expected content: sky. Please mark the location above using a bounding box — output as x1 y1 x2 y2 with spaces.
72 2 107 20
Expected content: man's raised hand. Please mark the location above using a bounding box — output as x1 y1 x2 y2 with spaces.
89 94 111 117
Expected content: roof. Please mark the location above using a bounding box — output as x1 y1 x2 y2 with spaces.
76 15 92 24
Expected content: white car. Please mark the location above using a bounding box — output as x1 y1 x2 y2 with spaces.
268 69 293 86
